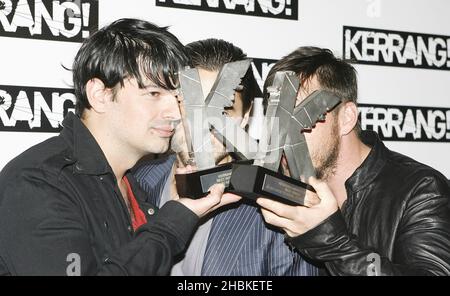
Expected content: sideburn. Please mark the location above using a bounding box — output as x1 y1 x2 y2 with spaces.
315 114 341 180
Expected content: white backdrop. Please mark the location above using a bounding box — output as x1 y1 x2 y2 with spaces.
1 0 449 177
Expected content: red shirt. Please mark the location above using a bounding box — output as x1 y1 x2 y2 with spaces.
123 176 147 231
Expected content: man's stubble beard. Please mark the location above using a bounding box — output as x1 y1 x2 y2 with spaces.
313 116 340 181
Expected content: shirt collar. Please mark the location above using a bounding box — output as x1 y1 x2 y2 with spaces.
345 130 388 193
60 112 112 176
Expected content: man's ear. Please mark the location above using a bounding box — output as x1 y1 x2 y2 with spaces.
240 101 253 129
338 101 359 136
85 78 113 114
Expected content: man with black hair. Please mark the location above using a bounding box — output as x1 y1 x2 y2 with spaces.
0 19 239 276
257 46 450 275
134 39 318 276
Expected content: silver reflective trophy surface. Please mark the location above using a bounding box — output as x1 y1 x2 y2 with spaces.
228 71 341 206
174 60 253 198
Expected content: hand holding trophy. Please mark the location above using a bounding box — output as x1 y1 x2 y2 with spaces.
229 71 341 206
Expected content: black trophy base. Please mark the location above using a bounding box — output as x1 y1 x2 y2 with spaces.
228 164 315 206
175 162 233 199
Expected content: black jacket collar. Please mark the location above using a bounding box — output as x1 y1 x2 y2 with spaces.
60 113 112 176
345 130 388 193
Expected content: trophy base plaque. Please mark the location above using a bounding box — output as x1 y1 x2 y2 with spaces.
228 164 315 206
175 162 234 199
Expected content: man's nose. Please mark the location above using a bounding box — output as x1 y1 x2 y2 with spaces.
161 93 181 121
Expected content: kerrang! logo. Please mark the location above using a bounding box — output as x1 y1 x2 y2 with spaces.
343 26 450 71
155 0 298 20
0 0 98 42
359 103 450 142
0 85 75 132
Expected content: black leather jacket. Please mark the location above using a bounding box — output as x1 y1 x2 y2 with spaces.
289 131 450 275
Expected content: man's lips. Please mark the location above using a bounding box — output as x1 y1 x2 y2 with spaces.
152 126 175 137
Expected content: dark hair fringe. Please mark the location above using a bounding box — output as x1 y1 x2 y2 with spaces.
72 18 189 116
263 47 357 105
186 38 261 114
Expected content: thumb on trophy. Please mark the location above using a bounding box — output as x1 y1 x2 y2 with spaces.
307 177 338 209
177 183 241 218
